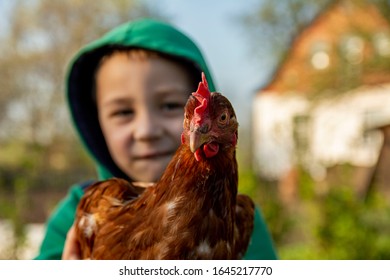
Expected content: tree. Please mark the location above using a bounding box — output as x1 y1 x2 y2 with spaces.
239 0 330 65
374 0 390 20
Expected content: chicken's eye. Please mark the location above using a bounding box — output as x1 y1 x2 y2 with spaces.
219 112 229 125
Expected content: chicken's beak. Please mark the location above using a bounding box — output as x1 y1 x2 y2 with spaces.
189 123 210 153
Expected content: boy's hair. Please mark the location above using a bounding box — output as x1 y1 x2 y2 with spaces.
92 47 201 102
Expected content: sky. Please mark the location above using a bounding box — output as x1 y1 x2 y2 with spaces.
154 0 270 126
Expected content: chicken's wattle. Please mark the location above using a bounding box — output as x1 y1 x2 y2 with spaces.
194 142 219 161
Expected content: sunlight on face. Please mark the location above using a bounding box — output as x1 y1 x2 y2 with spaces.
96 52 194 182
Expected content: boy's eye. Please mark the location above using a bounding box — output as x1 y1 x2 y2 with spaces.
111 108 134 117
161 102 183 112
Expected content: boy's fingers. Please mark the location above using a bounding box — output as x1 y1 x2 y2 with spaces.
62 224 81 260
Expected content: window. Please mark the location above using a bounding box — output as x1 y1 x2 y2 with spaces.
373 32 390 57
310 41 330 70
341 35 364 64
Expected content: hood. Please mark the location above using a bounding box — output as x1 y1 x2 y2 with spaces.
66 18 216 180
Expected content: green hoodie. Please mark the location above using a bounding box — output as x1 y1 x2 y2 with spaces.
35 18 277 260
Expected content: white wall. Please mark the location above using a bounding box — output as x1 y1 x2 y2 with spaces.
253 84 390 180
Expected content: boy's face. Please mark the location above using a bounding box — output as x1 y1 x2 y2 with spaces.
96 52 193 182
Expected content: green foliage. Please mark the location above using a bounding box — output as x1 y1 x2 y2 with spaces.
0 136 97 259
0 178 28 259
238 170 296 248
238 0 331 61
315 187 390 259
238 169 258 197
251 166 390 259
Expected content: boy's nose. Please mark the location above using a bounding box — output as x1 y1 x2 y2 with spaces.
133 111 163 141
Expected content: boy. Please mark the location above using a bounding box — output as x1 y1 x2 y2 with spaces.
35 18 277 260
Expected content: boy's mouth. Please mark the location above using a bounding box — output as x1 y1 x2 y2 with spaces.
133 151 173 160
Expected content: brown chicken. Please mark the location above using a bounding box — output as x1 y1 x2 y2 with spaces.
74 73 255 259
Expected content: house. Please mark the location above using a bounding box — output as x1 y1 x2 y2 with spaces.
253 0 390 202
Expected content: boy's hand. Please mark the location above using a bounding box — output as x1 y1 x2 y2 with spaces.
62 224 81 260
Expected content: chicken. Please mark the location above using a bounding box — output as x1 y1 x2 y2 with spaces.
74 73 255 259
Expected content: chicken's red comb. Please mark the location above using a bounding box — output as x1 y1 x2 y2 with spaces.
192 72 210 124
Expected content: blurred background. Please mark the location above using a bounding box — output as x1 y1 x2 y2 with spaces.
1 0 390 259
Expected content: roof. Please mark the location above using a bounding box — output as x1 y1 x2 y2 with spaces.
258 0 390 95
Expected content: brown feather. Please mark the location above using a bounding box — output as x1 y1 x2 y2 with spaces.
75 90 255 260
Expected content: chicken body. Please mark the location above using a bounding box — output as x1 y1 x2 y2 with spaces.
75 74 255 259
